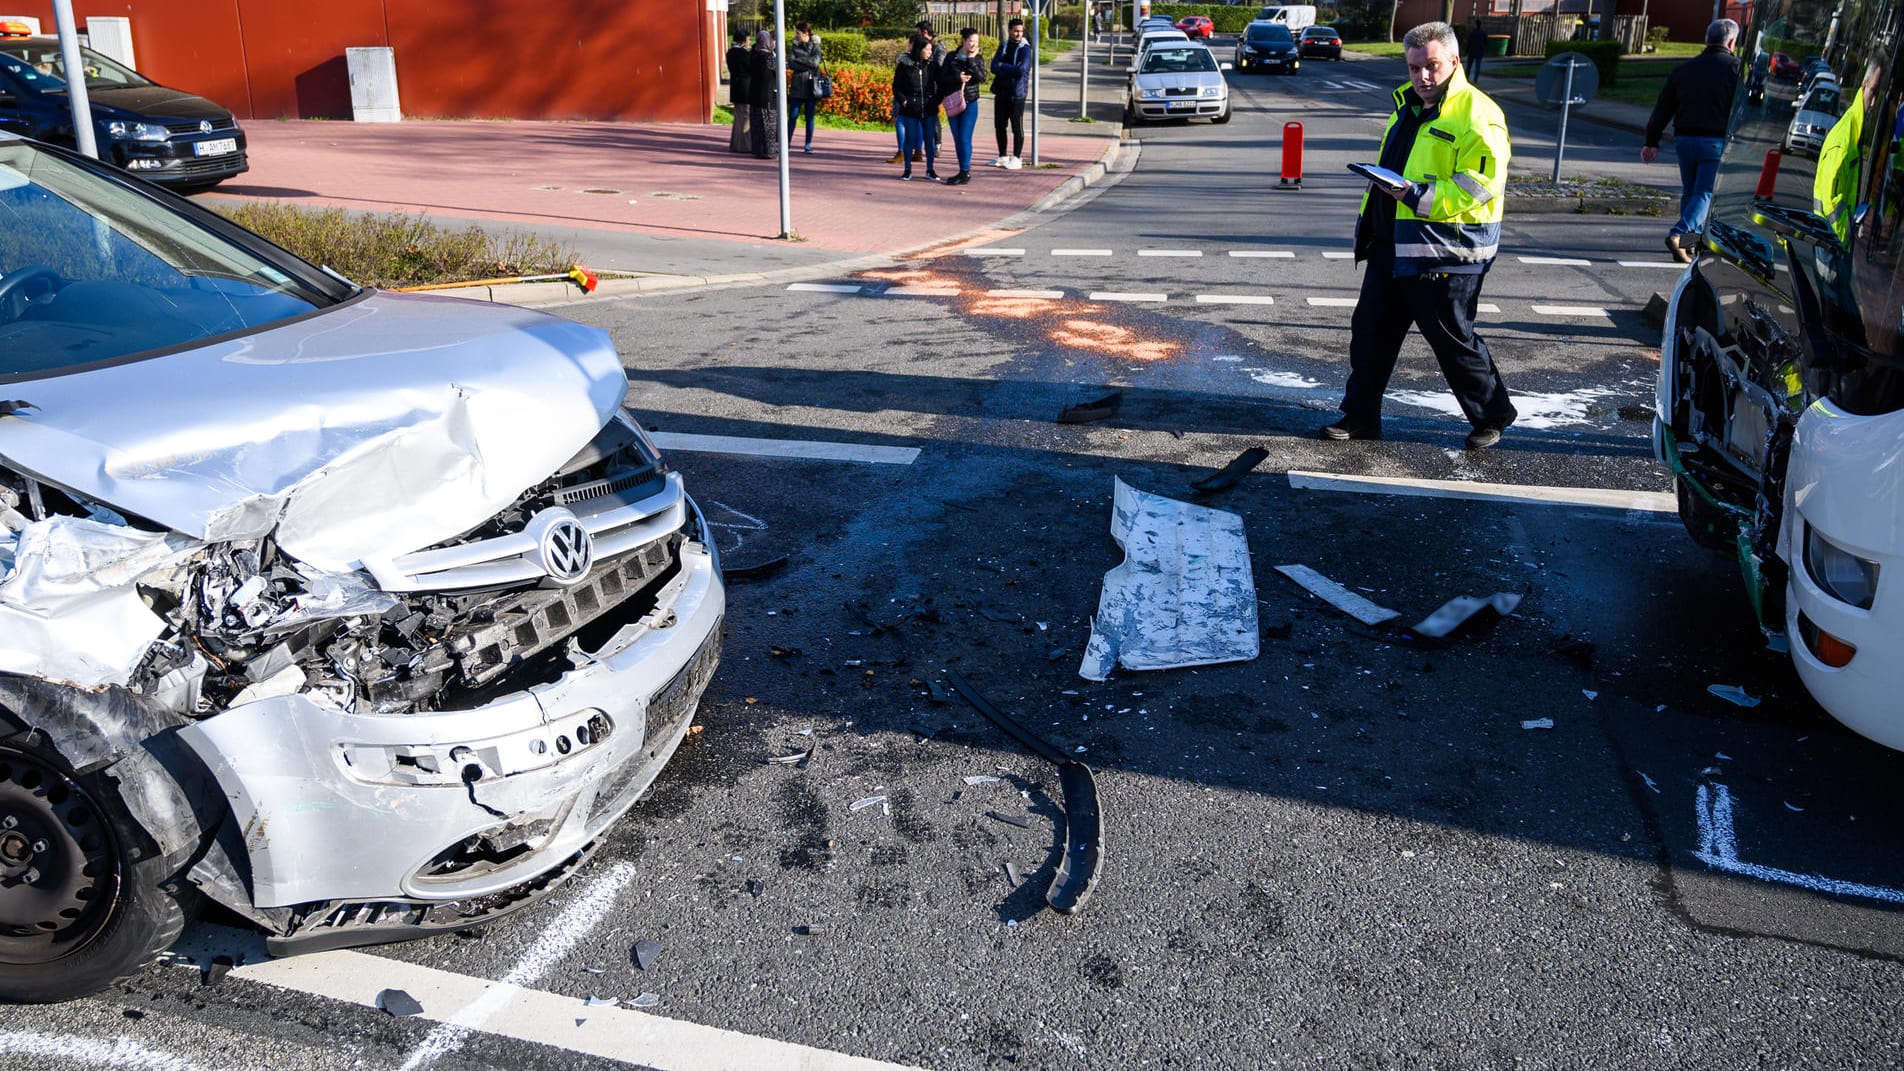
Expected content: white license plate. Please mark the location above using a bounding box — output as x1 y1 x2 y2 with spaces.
194 138 237 157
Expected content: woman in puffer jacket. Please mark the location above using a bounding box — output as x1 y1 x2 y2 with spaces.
787 22 824 154
891 34 938 181
937 28 988 186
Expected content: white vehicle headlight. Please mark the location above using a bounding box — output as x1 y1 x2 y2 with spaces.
1141 87 1165 99
1805 524 1879 609
105 120 169 142
1202 86 1221 97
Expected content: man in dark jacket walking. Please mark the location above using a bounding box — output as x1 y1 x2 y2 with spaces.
747 30 780 160
990 18 1032 168
1642 19 1740 262
726 29 752 154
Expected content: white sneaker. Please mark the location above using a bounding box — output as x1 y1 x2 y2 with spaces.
989 155 1008 167
1004 156 1023 170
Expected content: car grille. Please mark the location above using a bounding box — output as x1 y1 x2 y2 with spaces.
163 117 240 135
159 152 248 179
1163 86 1198 97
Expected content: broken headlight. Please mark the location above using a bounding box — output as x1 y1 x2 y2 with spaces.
1804 524 1879 610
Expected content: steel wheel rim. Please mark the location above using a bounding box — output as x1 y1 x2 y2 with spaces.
0 745 122 965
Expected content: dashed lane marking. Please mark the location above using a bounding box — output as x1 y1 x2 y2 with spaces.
1194 294 1276 304
1321 251 1354 259
647 433 920 465
1053 248 1115 256
1287 470 1677 512
1531 304 1613 318
1228 250 1295 258
786 283 862 294
1090 291 1169 302
1306 296 1359 307
1518 256 1592 266
965 248 1026 256
1617 260 1688 269
987 288 1065 299
1477 303 1501 313
1138 249 1203 257
884 285 962 296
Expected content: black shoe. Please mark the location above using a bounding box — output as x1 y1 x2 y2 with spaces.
1319 419 1380 441
926 170 942 182
1464 425 1505 450
899 171 913 181
951 172 971 185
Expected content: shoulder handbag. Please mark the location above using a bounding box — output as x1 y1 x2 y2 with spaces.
813 64 834 99
942 87 967 117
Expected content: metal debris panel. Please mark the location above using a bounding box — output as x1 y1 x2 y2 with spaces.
1080 478 1258 680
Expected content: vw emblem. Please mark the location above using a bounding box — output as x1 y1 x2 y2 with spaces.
527 509 594 585
199 120 213 134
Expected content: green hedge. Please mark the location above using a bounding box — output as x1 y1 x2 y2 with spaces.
820 32 867 65
1544 39 1622 85
1153 4 1259 33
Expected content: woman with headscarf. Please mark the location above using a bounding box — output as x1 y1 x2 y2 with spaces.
787 22 824 155
938 27 988 185
747 29 779 160
892 33 938 181
726 28 752 154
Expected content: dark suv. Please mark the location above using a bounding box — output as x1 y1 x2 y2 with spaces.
1236 21 1300 74
0 25 246 188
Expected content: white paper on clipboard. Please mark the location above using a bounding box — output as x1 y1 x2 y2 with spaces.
1348 163 1408 190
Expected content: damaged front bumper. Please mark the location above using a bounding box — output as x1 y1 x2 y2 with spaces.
178 504 724 948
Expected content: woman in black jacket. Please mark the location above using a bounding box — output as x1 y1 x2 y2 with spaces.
747 31 779 160
787 22 824 154
725 29 752 154
938 28 988 185
891 33 937 181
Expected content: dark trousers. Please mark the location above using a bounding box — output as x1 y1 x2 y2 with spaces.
749 105 778 158
994 97 1025 156
1340 254 1516 430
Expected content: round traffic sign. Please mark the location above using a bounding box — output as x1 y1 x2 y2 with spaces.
1536 52 1600 106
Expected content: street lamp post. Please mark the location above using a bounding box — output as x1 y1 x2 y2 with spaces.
50 0 97 159
774 0 792 238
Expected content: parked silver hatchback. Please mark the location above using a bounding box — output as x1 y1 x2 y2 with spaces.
0 133 725 1001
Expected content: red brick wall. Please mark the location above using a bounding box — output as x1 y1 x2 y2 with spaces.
15 0 712 122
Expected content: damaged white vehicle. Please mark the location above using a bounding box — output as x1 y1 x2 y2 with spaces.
0 133 724 1001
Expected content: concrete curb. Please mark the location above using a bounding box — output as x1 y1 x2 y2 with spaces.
1509 193 1667 215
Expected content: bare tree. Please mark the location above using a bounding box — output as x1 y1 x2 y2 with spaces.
1388 0 1401 42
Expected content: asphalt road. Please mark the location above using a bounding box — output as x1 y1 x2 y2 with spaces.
9 54 1903 1071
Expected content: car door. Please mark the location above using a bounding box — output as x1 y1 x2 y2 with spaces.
0 68 31 137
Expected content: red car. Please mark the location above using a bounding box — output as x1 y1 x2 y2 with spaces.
1175 15 1214 39
1769 51 1799 80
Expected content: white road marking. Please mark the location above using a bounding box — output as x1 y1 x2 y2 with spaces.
786 283 862 294
1306 296 1359 307
1617 260 1688 269
705 500 769 553
1090 291 1169 302
987 288 1066 299
965 248 1025 256
1531 304 1612 317
0 1033 221 1071
1053 248 1114 256
1227 250 1295 258
1696 783 1904 905
1195 294 1276 304
1341 79 1380 89
883 285 962 296
1321 251 1355 259
1322 80 1344 89
1138 249 1203 257
648 432 921 465
1287 470 1677 512
1476 303 1501 313
1518 256 1592 266
398 863 639 1070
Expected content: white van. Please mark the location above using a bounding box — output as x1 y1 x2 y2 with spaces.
1253 5 1317 33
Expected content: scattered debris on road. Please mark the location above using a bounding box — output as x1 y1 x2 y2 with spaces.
1522 718 1555 730
1058 391 1123 424
1274 564 1400 626
1081 478 1258 680
632 940 662 972
850 795 889 812
1191 446 1269 495
377 989 424 1018
1707 684 1762 708
1408 592 1522 640
986 810 1036 829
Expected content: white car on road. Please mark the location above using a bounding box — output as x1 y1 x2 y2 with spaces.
1127 42 1232 124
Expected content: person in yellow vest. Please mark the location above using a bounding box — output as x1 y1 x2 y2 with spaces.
1814 59 1883 246
1322 21 1517 450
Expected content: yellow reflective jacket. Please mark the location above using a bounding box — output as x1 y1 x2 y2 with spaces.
1360 66 1511 271
1813 86 1867 245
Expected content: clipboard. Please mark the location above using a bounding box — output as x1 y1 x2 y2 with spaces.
1348 163 1408 191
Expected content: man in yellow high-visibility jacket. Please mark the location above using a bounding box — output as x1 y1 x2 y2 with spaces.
1322 21 1518 450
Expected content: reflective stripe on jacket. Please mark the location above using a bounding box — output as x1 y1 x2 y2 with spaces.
1361 67 1510 271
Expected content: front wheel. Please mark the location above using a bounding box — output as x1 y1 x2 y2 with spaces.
0 731 194 1003
1212 107 1232 124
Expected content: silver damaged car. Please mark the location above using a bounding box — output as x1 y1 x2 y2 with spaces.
0 133 725 1001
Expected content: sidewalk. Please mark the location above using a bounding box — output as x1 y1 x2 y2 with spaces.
200 44 1128 294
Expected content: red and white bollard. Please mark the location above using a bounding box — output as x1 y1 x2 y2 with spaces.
1755 147 1783 198
1279 121 1304 190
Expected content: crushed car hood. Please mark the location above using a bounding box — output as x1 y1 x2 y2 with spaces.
0 291 626 571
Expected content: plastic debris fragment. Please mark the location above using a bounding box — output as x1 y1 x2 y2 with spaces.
850 795 888 812
1004 862 1023 888
1637 771 1660 793
1274 564 1399 626
986 810 1035 829
1521 718 1554 730
630 993 661 1008
1707 684 1761 708
632 940 662 972
1409 592 1522 639
1582 690 1598 701
964 775 1002 785
377 989 424 1017
586 996 618 1007
202 955 234 986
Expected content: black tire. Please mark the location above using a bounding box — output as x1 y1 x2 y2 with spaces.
1212 106 1232 124
0 729 193 1003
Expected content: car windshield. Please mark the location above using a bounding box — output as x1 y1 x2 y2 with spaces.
1803 87 1842 115
0 42 153 91
1141 48 1218 74
0 141 354 378
1247 24 1294 43
1302 28 1334 38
